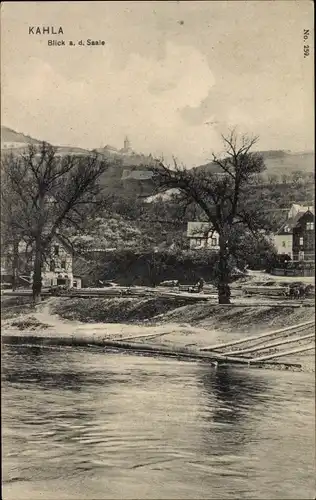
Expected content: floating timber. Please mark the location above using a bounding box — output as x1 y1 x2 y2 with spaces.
225 333 315 356
1 334 302 370
199 320 315 367
249 344 315 362
200 321 314 352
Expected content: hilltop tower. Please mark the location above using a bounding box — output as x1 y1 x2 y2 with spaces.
121 136 132 153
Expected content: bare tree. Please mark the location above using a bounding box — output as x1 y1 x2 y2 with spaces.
150 130 272 304
1 170 33 290
1 142 117 301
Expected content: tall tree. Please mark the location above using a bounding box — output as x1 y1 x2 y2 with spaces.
1 169 33 289
1 142 116 301
150 130 273 304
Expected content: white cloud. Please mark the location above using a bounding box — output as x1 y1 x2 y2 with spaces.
2 1 313 163
3 41 220 165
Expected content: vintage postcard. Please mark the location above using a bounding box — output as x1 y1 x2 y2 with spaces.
1 1 314 500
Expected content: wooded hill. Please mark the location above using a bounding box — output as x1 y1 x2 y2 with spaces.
1 126 314 201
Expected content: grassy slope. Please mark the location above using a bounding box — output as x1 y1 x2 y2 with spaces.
2 296 314 370
3 295 313 333
50 297 195 323
50 296 315 334
1 296 36 320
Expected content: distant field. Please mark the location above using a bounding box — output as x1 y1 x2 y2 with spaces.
197 150 314 175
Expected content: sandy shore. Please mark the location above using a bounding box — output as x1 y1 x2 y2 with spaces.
2 296 314 371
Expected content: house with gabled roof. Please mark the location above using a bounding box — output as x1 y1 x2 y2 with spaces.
39 234 76 288
1 234 81 289
274 204 314 261
187 222 220 251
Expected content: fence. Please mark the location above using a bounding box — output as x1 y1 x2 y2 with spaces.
271 261 315 277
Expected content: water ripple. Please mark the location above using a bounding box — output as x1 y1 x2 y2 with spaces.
2 344 315 500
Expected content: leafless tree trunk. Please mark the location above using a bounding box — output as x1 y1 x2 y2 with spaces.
11 238 19 291
1 142 116 303
218 232 231 304
150 130 271 304
32 236 43 303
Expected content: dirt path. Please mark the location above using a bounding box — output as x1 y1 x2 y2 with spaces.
2 298 221 347
2 297 314 371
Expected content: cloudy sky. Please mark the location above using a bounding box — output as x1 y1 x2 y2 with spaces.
2 1 314 166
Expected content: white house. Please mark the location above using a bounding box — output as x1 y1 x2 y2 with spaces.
1 234 81 288
273 231 293 259
38 235 80 288
187 222 220 250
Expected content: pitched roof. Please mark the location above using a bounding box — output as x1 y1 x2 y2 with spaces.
288 204 314 218
187 221 215 237
277 209 314 235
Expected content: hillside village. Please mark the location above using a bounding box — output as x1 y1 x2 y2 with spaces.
1 126 315 294
2 4 315 499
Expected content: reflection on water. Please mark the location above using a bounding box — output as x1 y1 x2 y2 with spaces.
2 344 315 500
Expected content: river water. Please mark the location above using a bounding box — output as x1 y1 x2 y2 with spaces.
2 344 315 500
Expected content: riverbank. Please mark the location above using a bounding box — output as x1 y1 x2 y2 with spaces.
2 296 314 371
2 295 315 331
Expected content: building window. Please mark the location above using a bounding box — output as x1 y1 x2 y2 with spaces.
299 237 304 246
61 260 66 269
282 241 286 247
211 238 217 246
306 222 314 230
54 245 59 256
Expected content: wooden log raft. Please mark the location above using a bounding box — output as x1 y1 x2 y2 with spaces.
249 344 315 362
225 333 315 356
1 334 302 369
200 321 315 352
